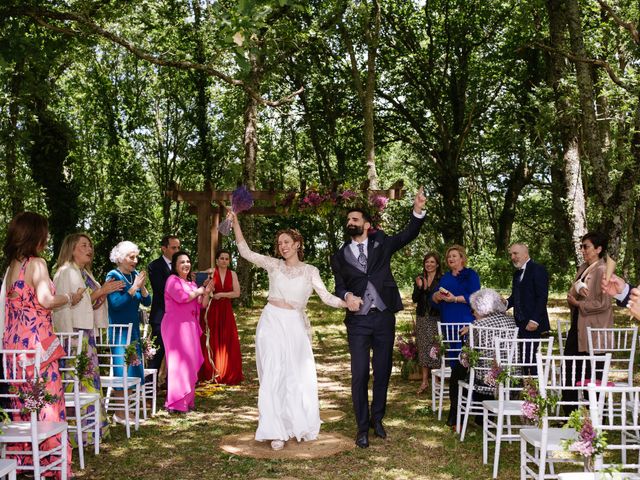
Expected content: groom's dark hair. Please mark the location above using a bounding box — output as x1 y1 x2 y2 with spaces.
346 207 372 224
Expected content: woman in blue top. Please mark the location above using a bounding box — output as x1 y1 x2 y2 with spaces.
431 244 481 427
105 241 151 411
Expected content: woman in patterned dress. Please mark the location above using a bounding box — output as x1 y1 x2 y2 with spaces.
53 233 124 445
2 212 78 477
412 252 442 395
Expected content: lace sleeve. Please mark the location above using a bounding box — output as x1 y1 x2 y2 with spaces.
310 266 345 309
237 240 279 272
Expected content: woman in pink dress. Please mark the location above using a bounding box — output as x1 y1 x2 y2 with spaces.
162 251 213 413
1 212 80 477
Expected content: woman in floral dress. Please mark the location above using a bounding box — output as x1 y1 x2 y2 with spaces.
2 212 79 477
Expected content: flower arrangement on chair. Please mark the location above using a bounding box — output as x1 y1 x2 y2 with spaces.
124 341 141 367
483 359 519 388
429 335 446 360
140 336 158 362
459 345 480 369
10 374 59 415
562 407 608 472
73 350 95 383
520 377 559 428
396 334 419 380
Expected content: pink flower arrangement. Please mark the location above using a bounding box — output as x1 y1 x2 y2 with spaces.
396 335 418 361
562 407 607 469
125 341 141 367
429 335 446 360
520 377 559 427
369 194 389 211
11 375 59 414
141 337 158 361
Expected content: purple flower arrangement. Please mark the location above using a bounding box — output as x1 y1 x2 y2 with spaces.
562 407 608 470
125 341 141 367
74 350 95 381
11 375 59 414
218 186 255 235
141 337 158 361
482 359 518 389
520 377 559 427
429 335 446 360
396 334 419 380
459 345 480 369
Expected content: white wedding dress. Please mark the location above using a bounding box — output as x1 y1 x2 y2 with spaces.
237 240 344 442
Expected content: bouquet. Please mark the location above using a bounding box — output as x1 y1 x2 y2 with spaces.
429 335 446 360
562 407 608 471
141 336 158 361
459 345 479 369
396 334 418 380
10 374 59 414
521 377 559 427
125 341 141 367
74 350 95 381
483 359 519 388
218 186 254 235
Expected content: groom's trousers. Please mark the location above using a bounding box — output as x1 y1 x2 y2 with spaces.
346 308 396 433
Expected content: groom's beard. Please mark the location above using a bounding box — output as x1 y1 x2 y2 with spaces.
346 224 364 237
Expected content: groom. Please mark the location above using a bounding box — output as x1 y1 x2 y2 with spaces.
331 188 426 448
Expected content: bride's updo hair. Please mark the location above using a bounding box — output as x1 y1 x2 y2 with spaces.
274 229 304 261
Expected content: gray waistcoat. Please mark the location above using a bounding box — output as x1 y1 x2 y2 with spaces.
344 246 387 316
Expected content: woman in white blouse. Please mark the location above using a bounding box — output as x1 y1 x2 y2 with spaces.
229 212 346 451
53 233 124 444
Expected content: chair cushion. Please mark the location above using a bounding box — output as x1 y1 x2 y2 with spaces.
482 399 524 415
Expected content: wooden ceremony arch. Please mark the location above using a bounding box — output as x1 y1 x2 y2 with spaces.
166 180 405 270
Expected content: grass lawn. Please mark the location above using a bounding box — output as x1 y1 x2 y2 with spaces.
72 293 635 480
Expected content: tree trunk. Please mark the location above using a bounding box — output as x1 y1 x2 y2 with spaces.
436 160 464 244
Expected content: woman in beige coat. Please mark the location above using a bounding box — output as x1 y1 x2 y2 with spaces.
53 233 124 444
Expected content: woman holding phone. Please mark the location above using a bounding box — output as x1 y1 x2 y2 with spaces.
198 250 243 384
431 244 481 427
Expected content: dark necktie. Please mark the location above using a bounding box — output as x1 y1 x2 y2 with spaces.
517 268 524 282
357 243 367 270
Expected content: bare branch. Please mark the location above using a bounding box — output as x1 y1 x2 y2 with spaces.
596 0 640 45
13 7 302 106
533 41 632 91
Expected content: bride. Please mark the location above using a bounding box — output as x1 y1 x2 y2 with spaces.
229 212 346 451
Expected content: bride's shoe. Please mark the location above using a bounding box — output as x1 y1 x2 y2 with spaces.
270 440 285 451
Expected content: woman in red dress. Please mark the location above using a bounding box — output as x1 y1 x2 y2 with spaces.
199 250 243 384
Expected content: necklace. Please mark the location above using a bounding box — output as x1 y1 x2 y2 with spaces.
118 269 134 284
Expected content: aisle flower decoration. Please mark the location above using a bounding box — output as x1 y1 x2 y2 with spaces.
141 336 158 361
562 407 608 472
429 335 446 360
396 334 418 380
10 374 59 414
483 359 519 389
73 350 95 382
459 345 480 369
520 377 559 427
125 341 141 367
218 185 255 235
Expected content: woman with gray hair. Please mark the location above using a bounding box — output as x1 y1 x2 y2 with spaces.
106 241 151 423
446 288 517 429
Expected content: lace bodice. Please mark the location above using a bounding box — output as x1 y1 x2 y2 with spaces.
237 240 344 310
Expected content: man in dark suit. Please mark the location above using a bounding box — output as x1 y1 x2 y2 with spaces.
147 235 180 382
506 243 550 363
330 188 426 448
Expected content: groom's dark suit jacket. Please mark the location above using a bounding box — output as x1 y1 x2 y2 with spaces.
331 213 425 314
507 259 550 335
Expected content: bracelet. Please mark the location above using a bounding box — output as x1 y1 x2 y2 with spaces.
454 296 458 303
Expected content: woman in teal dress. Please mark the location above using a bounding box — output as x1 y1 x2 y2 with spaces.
106 241 151 392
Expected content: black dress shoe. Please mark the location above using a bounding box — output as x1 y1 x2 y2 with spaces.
370 420 387 439
355 431 369 448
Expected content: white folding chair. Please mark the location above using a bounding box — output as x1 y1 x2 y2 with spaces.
587 383 640 471
456 325 519 441
520 352 612 480
95 324 140 438
140 324 157 419
587 327 637 387
0 459 16 480
57 331 101 469
482 337 555 478
0 349 68 480
432 321 468 420
556 319 569 355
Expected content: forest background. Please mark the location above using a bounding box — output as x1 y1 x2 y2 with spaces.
2 0 640 304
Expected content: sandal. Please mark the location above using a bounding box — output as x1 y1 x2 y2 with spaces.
416 383 429 395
